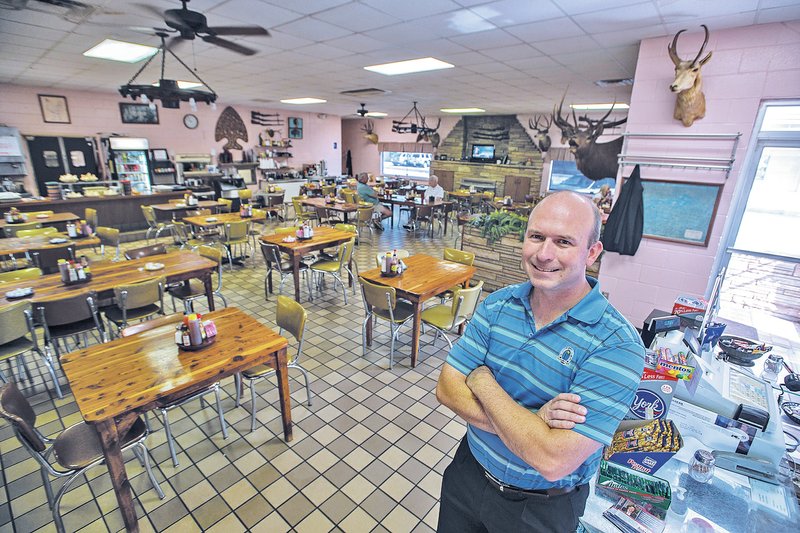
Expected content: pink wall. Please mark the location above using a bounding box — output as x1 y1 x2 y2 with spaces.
0 84 342 194
599 21 800 325
341 116 459 176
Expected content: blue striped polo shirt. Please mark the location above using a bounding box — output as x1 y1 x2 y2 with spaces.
446 278 645 489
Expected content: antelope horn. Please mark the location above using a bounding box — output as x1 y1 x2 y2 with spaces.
529 117 536 130
668 28 686 66
691 24 711 66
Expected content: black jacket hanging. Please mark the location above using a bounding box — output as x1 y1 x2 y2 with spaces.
345 150 353 177
601 164 644 255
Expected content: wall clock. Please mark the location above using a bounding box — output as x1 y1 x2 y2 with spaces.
183 114 199 129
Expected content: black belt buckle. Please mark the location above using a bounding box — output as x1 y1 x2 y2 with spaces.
484 470 575 497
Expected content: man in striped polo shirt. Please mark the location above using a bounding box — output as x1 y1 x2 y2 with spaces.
436 191 645 532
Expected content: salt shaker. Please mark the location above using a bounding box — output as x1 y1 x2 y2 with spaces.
689 449 715 483
761 354 783 384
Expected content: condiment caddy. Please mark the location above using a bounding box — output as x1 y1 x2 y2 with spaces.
296 222 314 240
380 250 406 277
175 313 218 350
66 219 93 238
58 256 92 285
3 207 27 224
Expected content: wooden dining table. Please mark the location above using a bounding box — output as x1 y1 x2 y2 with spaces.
360 253 476 367
0 251 217 311
260 226 356 302
379 195 452 231
0 211 80 230
182 211 266 228
60 306 292 533
0 232 100 257
301 196 360 222
150 200 221 220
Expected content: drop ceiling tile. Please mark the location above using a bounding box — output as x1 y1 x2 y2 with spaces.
406 39 471 56
295 43 353 60
259 0 352 15
439 51 495 66
448 28 523 50
263 30 315 50
440 9 497 34
362 0 462 20
572 3 663 34
504 17 587 42
208 0 303 27
479 43 541 61
588 24 666 48
658 0 759 19
756 5 800 24
324 34 390 54
533 35 599 55
312 3 401 32
275 18 352 41
470 0 563 27
556 0 647 16
504 55 561 72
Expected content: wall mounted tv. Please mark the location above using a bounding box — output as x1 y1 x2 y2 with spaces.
470 144 495 162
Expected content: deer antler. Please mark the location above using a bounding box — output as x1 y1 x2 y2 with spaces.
691 24 711 66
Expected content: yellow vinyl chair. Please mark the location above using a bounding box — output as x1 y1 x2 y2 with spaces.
103 276 165 337
359 277 415 370
171 222 208 251
141 205 173 243
0 301 63 398
168 246 228 313
0 268 42 284
421 281 484 353
291 196 317 225
239 188 253 202
14 227 58 238
3 221 41 238
0 382 164 533
96 226 122 261
84 207 98 228
310 238 355 303
438 248 477 302
221 220 251 271
259 242 314 302
236 295 311 431
217 198 233 213
355 205 374 244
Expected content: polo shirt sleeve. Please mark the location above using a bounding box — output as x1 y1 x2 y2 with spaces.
446 298 493 376
568 339 645 446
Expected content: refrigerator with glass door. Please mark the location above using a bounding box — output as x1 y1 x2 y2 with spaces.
107 137 152 193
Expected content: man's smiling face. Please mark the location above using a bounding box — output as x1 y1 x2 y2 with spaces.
521 192 603 295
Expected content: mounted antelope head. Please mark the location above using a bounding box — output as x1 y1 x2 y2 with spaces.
416 118 441 146
528 114 552 153
361 120 378 144
668 24 712 127
553 96 627 181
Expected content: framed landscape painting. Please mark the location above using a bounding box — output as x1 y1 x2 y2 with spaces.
38 94 71 124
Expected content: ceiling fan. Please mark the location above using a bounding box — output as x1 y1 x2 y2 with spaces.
356 103 369 117
136 0 270 56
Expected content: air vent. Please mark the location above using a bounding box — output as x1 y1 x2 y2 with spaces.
252 98 272 103
339 88 390 97
594 78 634 87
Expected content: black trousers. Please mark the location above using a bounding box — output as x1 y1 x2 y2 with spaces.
437 437 589 533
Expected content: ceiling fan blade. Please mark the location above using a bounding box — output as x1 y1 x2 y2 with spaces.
200 35 257 56
207 25 270 37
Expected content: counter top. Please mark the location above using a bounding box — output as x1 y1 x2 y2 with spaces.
1 191 185 208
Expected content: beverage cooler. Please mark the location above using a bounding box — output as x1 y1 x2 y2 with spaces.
105 137 153 193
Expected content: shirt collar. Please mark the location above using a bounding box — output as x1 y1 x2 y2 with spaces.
510 277 608 325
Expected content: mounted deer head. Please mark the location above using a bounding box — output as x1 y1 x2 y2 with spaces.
361 120 378 144
553 96 627 181
416 118 441 145
528 114 552 153
668 24 712 127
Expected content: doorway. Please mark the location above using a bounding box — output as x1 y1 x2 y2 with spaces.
715 102 800 359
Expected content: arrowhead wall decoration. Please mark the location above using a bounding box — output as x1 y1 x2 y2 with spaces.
215 106 248 150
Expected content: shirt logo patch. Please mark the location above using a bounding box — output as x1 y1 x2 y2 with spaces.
557 346 575 366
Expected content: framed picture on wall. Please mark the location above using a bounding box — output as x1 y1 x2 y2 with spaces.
119 102 159 124
38 94 71 124
637 179 723 247
546 159 616 195
288 117 303 139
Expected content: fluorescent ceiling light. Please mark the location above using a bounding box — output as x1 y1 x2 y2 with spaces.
569 103 630 111
441 107 485 114
365 112 388 117
83 39 158 63
152 80 203 89
280 97 327 104
364 57 454 76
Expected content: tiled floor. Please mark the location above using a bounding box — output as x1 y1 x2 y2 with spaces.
0 217 471 532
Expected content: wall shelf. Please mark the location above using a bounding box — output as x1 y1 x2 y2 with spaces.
618 132 741 179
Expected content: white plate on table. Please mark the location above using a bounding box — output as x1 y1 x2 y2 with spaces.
205 217 218 222
282 237 296 243
36 214 49 219
6 287 34 300
144 262 165 271
49 237 69 244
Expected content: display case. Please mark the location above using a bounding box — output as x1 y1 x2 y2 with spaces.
52 180 121 199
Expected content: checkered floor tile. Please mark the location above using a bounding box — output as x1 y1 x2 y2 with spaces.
0 218 471 532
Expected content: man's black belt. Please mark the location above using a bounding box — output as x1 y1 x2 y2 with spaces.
483 470 577 497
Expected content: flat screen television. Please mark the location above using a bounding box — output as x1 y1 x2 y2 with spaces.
471 144 495 162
